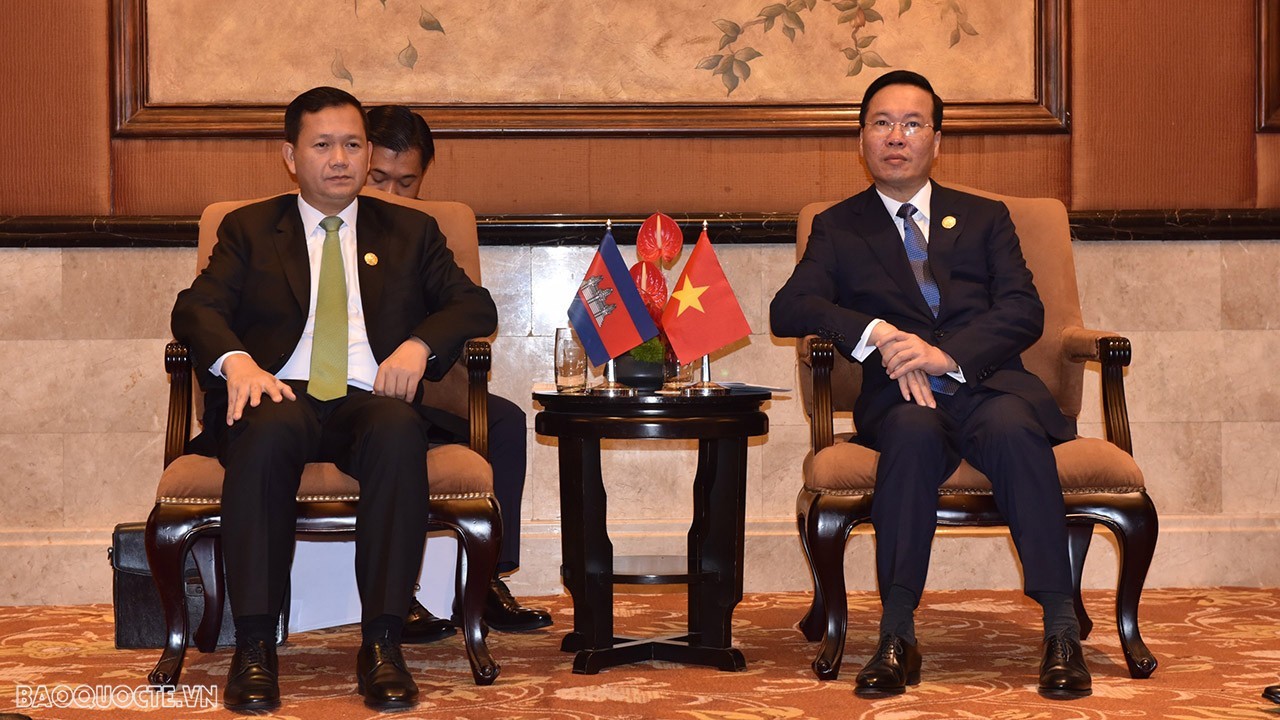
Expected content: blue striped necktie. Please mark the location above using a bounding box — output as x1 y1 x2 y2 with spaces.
897 203 958 396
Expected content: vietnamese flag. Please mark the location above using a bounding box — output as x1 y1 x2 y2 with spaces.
567 229 659 366
661 227 751 364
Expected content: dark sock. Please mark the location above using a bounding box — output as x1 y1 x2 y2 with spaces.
234 614 277 647
1035 591 1081 641
362 614 404 645
879 585 918 645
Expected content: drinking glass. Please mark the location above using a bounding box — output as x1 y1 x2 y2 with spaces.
554 328 588 393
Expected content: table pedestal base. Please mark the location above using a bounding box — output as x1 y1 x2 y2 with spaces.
561 632 747 674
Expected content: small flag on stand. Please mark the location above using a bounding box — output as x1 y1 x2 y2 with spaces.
567 227 660 366
660 224 751 364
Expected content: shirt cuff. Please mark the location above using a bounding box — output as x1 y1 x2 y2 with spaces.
210 350 250 377
850 319 883 362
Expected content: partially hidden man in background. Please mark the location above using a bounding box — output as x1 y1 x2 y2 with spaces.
365 105 552 642
770 70 1091 700
171 87 497 712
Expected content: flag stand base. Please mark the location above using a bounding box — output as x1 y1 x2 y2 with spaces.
681 381 728 397
591 380 637 397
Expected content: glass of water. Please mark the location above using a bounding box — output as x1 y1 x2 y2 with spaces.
554 328 588 393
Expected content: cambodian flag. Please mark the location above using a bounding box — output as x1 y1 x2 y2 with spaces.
567 229 659 366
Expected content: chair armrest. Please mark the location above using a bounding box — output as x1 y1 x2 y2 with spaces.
803 336 836 453
1061 327 1134 456
465 340 491 461
163 341 193 469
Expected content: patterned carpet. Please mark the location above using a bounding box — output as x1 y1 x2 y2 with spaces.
2 589 1280 719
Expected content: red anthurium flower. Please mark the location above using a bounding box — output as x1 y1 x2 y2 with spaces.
636 212 684 265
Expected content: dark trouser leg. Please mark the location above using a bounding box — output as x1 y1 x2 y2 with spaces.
486 394 527 573
220 395 320 622
870 403 958 606
957 392 1072 599
325 391 431 625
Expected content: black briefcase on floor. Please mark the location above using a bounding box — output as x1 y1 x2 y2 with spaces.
108 521 236 650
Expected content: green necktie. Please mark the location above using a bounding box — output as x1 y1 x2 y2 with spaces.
308 216 348 400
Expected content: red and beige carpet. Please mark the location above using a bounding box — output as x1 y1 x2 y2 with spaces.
2 589 1280 719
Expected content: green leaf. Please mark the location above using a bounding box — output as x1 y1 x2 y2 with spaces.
841 47 859 59
837 10 859 24
722 69 740 94
782 24 796 41
782 10 805 30
899 0 912 14
834 0 859 9
734 59 752 80
419 7 444 33
759 3 787 18
735 47 763 61
713 19 742 36
949 27 961 46
696 54 724 70
397 39 417 68
848 56 864 76
858 35 876 47
960 20 978 35
330 50 354 86
864 7 883 22
861 50 888 67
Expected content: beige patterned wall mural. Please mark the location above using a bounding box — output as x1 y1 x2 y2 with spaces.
146 0 1034 105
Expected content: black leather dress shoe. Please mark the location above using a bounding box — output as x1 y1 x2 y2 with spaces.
854 634 921 698
402 598 456 644
224 639 280 713
1264 684 1280 703
356 635 418 710
480 576 553 632
1038 634 1092 699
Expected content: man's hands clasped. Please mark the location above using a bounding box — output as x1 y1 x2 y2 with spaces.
869 322 958 409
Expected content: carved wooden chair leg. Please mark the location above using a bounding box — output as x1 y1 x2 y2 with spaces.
795 489 825 642
144 504 199 687
807 493 867 681
190 535 223 653
1064 520 1095 640
432 498 501 686
1103 494 1159 678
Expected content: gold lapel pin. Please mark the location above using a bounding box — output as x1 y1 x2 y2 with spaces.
941 215 957 229
364 252 378 266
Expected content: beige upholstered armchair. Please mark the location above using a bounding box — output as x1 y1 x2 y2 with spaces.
792 187 1159 682
145 190 501 688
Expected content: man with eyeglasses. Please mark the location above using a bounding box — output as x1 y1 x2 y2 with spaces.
771 70 1090 700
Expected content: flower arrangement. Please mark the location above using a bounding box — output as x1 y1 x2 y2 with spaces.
626 212 685 365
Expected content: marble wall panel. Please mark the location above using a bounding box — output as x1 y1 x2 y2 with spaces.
529 246 597 337
528 434 562 523
1118 331 1224 424
1128 422 1221 515
61 432 163 528
0 536 107 605
62 248 191 340
487 334 549 418
1221 242 1280 331
0 340 77 433
1074 242 1222 332
1220 331 1280 422
759 423 811 520
0 434 64 528
478 246 531 338
598 438 700 524
0 249 63 340
1221 422 1280 515
715 246 767 336
59 339 169 433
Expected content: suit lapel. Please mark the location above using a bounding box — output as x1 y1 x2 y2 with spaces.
927 180 960 318
853 188 934 319
272 197 310 314
355 197 386 326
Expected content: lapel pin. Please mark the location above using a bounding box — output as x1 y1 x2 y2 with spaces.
941 215 957 229
364 252 378 266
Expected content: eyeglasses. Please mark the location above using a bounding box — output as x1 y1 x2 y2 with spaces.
864 119 934 138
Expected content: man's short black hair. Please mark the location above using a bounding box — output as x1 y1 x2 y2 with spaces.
366 105 435 171
284 86 366 144
859 70 944 131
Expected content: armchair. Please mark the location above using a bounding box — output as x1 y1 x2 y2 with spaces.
792 187 1159 681
145 191 501 687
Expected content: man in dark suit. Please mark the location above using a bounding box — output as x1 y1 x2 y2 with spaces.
770 71 1090 700
171 86 497 712
365 105 553 641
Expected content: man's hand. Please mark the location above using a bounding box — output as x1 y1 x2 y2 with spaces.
896 369 937 408
871 324 958 380
374 337 430 402
223 354 296 425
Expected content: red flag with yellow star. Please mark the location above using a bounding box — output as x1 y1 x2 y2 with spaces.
661 227 751 364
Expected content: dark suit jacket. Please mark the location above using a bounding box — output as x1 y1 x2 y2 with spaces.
172 193 497 446
770 181 1074 444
